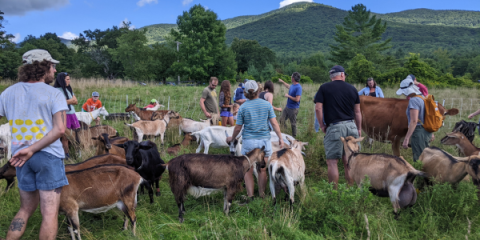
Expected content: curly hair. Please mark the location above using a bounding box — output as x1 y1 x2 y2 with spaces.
220 80 231 105
18 60 53 82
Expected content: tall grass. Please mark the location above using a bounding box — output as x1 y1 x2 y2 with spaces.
0 79 479 239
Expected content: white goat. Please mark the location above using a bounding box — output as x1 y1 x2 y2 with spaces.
269 137 308 205
126 111 178 144
179 118 211 135
192 126 242 156
75 107 109 126
0 123 12 160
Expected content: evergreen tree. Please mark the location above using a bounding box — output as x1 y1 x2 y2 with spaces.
329 4 392 66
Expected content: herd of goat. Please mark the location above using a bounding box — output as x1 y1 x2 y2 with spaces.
0 104 480 239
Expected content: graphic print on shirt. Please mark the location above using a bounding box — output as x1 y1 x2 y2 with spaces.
10 118 47 142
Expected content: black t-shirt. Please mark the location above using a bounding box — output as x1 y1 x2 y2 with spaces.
315 80 360 126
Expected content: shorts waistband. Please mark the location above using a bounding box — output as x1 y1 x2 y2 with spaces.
329 120 354 127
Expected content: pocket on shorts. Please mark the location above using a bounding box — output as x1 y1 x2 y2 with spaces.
326 128 341 142
347 123 359 138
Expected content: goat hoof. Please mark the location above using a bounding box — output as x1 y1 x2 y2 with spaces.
179 218 184 223
156 192 161 197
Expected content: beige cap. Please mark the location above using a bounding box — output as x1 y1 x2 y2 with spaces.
22 49 59 65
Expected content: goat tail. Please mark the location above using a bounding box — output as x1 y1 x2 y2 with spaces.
269 161 284 183
406 170 428 183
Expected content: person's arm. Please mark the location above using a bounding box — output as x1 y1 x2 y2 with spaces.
285 87 301 102
228 124 244 142
10 110 67 167
377 87 384 98
358 88 365 96
278 79 290 89
468 109 480 119
354 103 362 137
67 95 78 105
266 93 282 111
403 109 419 149
315 102 326 133
199 98 211 118
236 99 246 104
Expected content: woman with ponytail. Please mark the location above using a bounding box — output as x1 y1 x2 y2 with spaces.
219 80 234 126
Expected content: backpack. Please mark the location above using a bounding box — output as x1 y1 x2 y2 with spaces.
415 95 443 133
234 87 244 101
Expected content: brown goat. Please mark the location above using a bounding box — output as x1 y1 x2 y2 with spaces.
65 125 117 151
61 164 142 240
441 131 480 156
0 161 16 192
125 103 179 121
167 133 195 156
166 147 266 223
93 133 128 157
342 136 425 213
419 147 472 184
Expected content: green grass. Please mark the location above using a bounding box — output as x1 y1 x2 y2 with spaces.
1 79 480 239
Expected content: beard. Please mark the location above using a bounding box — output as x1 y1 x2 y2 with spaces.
44 71 55 84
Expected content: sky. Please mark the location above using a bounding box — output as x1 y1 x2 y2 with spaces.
2 0 480 43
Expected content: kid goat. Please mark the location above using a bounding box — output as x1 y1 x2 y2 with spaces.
125 111 179 143
341 136 425 213
166 147 266 223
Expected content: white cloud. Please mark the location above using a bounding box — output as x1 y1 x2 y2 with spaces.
182 0 193 6
204 6 209 10
12 33 21 43
279 0 312 8
59 32 78 40
119 18 136 30
137 0 158 7
2 0 69 16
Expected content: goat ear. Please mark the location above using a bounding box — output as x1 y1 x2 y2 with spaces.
92 137 98 140
225 131 230 138
356 137 364 142
445 108 459 116
340 137 346 143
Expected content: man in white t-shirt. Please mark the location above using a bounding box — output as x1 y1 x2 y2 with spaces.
1 49 68 240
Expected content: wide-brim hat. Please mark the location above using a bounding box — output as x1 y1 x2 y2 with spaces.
396 76 422 96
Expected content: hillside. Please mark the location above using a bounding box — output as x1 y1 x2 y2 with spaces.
141 3 480 54
377 9 480 28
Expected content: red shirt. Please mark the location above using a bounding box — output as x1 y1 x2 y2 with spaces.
82 98 102 112
417 83 428 96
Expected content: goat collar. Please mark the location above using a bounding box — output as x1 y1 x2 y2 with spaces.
89 112 94 120
244 155 252 167
345 141 359 166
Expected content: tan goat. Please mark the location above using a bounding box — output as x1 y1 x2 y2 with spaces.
126 111 179 143
441 131 480 156
61 164 142 240
268 137 308 206
341 136 425 213
419 147 472 184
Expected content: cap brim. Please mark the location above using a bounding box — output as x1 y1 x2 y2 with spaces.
50 59 60 64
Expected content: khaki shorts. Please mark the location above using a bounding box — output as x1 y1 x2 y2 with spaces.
324 121 359 159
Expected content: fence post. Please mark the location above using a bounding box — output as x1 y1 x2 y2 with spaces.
126 95 128 107
168 96 170 110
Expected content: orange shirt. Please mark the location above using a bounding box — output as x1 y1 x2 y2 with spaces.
82 98 102 112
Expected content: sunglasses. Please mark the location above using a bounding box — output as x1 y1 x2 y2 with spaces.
51 64 56 69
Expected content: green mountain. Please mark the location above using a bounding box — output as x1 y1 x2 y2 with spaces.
141 3 480 54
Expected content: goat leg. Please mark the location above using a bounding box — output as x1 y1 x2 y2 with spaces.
155 178 161 197
4 177 15 192
146 180 154 204
178 202 185 223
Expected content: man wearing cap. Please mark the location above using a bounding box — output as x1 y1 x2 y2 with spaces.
145 99 159 109
315 65 362 189
82 91 103 125
2 49 68 239
396 75 432 162
233 81 247 105
278 72 302 138
227 80 284 201
200 77 220 125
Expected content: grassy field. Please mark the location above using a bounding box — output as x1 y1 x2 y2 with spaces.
0 79 479 239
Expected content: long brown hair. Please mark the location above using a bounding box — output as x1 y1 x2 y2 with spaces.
220 80 231 105
18 60 52 82
264 80 274 93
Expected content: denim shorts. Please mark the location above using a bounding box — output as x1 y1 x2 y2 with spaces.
16 151 69 191
241 139 273 157
220 111 233 117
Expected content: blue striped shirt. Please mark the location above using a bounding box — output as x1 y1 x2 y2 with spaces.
236 98 276 140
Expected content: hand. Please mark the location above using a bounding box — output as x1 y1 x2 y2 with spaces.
205 112 212 118
279 139 284 149
320 125 327 134
10 148 35 167
71 95 78 105
468 114 474 119
402 138 409 149
278 79 284 84
226 136 233 144
358 130 362 138
278 108 283 112
430 134 435 142
284 94 289 98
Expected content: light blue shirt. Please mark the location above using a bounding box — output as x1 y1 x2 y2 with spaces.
56 87 76 115
236 98 276 140
358 86 384 98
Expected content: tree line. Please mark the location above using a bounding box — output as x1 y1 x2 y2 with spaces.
0 5 479 86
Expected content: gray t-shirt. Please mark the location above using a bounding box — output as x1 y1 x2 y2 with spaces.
201 86 218 114
56 87 75 115
0 82 68 158
406 97 425 126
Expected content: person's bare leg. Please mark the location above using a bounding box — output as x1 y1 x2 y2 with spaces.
38 187 62 240
342 154 353 185
6 190 40 240
227 117 234 127
326 159 339 189
258 157 269 198
221 116 227 126
244 167 255 197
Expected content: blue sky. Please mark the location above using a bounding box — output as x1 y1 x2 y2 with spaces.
2 0 480 43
